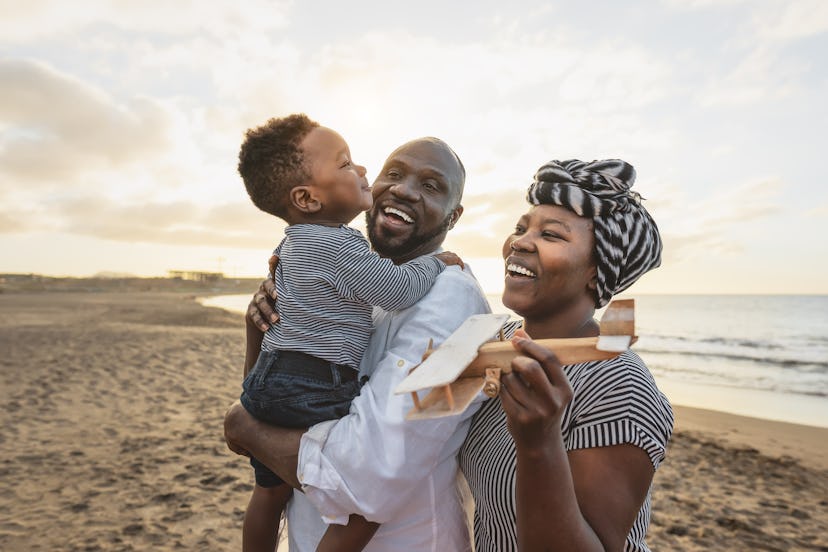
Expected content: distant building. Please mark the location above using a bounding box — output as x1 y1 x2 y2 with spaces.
167 270 224 283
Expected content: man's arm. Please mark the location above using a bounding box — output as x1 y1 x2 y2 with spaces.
244 314 265 376
298 268 491 524
242 255 280 375
224 401 303 488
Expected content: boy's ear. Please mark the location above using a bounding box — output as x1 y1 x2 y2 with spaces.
290 186 322 214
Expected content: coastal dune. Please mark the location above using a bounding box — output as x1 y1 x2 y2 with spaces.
0 292 825 550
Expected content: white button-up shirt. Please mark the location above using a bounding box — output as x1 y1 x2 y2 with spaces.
288 264 491 551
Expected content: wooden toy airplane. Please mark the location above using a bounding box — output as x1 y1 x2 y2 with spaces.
394 299 636 420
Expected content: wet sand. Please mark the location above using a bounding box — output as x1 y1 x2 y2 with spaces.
0 292 825 551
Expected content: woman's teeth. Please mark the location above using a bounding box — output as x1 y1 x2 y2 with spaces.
507 263 536 277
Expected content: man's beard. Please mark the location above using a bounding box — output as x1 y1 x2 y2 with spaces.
366 210 453 260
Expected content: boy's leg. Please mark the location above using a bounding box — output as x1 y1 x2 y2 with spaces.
316 514 380 552
243 483 293 552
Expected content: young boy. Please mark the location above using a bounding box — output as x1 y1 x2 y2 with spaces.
236 114 464 552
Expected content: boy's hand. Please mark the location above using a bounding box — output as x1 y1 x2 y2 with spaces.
435 251 465 270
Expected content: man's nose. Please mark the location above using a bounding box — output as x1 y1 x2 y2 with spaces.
390 177 419 201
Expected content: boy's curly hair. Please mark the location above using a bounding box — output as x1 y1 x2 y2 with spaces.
238 113 319 219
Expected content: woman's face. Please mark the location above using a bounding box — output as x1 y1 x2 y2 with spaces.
501 204 597 319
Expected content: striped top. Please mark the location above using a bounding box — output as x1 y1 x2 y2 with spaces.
458 320 674 552
261 224 445 368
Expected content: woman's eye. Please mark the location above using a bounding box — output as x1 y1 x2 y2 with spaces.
513 225 525 235
542 231 561 239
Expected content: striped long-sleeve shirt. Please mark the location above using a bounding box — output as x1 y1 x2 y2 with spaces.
458 320 674 552
261 224 446 368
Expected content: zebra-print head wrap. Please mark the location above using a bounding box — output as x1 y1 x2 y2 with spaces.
526 159 662 308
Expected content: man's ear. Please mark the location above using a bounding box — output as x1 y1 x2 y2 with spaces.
290 186 322 214
448 205 464 229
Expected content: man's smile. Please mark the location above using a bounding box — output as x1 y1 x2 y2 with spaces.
383 206 414 224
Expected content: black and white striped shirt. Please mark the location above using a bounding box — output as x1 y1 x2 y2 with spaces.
458 321 674 551
261 224 445 368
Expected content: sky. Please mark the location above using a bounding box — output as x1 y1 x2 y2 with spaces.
1 0 827 295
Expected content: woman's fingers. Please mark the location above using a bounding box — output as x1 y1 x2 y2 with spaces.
511 335 567 384
502 335 574 420
501 355 547 408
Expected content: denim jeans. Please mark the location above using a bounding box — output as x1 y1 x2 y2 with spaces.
240 349 362 487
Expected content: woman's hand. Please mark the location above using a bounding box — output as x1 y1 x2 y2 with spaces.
499 330 573 451
246 254 280 332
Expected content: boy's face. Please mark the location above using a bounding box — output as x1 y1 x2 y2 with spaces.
300 126 372 224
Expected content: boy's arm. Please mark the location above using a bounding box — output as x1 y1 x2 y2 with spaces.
335 232 449 311
297 269 491 524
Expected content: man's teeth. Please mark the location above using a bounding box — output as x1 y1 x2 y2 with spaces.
507 263 536 277
384 207 413 223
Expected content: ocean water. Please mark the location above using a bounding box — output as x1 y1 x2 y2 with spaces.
201 293 828 428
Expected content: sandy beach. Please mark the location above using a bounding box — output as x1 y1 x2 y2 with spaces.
1 291 826 551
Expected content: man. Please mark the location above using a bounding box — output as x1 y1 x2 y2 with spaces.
225 137 491 551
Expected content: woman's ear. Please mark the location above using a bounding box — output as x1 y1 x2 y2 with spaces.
586 265 598 292
290 186 322 214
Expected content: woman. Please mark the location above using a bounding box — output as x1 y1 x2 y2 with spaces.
459 158 672 551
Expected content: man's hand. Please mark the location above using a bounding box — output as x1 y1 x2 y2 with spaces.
246 254 280 332
223 400 304 489
224 401 251 457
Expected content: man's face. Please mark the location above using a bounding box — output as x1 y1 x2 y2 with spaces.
366 139 464 263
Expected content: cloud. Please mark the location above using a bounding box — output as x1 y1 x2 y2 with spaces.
806 204 828 217
0 58 174 186
663 1 824 108
660 0 748 8
696 46 805 106
752 0 828 41
444 188 530 257
653 177 784 262
64 198 283 248
0 211 27 232
450 176 786 263
0 0 291 41
0 190 285 249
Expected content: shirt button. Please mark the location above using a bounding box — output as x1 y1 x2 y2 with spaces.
397 360 405 367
